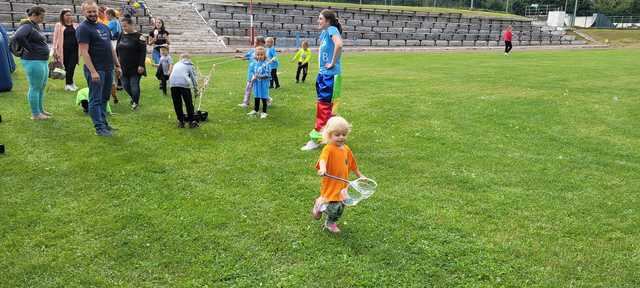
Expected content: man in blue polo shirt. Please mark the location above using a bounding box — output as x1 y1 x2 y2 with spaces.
77 0 122 137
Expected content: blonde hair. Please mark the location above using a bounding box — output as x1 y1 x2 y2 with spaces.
254 46 266 61
322 116 351 144
81 0 97 11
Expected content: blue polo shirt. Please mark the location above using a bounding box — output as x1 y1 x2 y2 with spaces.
76 19 114 71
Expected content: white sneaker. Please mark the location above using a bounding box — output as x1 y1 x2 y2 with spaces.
247 110 257 116
64 84 73 91
260 113 268 119
238 103 248 108
504 53 509 56
70 84 78 91
300 140 320 151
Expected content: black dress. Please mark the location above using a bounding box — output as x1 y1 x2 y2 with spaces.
62 24 78 85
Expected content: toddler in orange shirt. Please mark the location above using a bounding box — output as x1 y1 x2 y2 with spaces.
312 116 365 233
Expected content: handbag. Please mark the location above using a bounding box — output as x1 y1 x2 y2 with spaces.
48 60 66 80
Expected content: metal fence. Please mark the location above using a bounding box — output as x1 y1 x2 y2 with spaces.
609 16 640 29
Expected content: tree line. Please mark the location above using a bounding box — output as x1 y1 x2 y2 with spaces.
324 0 640 16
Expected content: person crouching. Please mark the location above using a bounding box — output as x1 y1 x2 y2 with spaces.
168 53 199 128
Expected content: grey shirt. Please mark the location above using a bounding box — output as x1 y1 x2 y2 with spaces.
159 55 172 76
169 59 198 89
14 20 49 60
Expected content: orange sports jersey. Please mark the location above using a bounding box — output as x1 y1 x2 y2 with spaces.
316 143 358 202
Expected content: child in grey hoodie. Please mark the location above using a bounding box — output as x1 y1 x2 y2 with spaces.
168 53 199 128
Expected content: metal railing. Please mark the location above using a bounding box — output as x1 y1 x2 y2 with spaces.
192 2 228 48
609 16 640 29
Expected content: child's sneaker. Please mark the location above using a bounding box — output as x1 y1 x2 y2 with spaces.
300 140 320 151
260 113 268 119
311 205 321 220
189 121 200 128
247 110 257 117
325 221 341 233
238 103 249 108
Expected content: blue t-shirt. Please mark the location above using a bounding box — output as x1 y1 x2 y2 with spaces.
253 60 271 80
319 26 341 76
267 47 278 70
245 49 255 80
76 20 114 71
107 19 121 40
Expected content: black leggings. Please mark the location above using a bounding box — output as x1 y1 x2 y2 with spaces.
254 98 267 113
296 62 308 83
505 41 513 53
270 69 280 88
63 48 78 85
170 87 195 122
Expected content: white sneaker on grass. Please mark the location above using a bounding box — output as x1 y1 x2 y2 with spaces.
64 85 73 91
300 140 320 151
238 103 249 108
247 110 257 116
260 113 268 119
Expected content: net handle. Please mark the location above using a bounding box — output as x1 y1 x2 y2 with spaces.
321 173 350 184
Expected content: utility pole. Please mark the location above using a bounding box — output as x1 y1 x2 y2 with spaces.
470 0 474 9
505 0 509 13
572 0 578 27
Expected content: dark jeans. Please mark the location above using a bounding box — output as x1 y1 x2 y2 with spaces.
160 75 168 95
296 62 308 83
121 73 141 105
325 201 344 224
170 87 195 122
63 48 78 85
83 67 111 131
270 68 280 88
254 98 267 113
505 41 513 53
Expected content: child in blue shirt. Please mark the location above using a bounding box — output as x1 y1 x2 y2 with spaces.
247 46 271 119
236 36 265 108
265 37 280 89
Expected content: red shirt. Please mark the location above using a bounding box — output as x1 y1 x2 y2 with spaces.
504 30 513 42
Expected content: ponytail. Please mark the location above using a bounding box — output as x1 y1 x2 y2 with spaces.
320 9 342 34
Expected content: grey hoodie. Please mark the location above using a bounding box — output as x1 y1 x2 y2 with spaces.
168 58 198 90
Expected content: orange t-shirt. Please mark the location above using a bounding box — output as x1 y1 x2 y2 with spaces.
316 143 358 202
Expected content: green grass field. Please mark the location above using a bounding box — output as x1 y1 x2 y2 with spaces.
1 49 639 287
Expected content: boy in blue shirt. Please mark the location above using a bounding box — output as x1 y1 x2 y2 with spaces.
265 37 280 89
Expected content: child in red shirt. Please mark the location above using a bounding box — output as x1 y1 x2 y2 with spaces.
504 25 513 55
312 116 365 233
